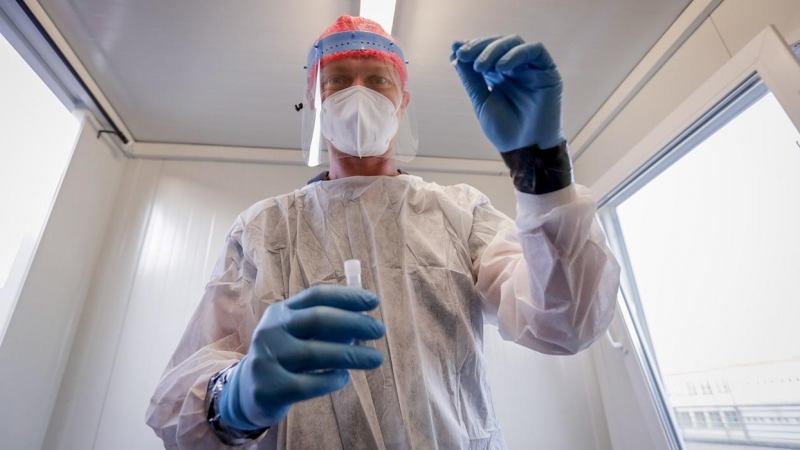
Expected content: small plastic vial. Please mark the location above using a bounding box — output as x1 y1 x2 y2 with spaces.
344 259 365 346
344 259 362 289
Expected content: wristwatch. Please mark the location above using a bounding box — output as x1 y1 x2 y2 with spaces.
206 363 269 445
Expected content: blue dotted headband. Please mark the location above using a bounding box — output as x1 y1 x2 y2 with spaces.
305 30 408 72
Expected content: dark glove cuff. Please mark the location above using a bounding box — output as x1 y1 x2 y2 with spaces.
500 141 573 195
206 363 269 445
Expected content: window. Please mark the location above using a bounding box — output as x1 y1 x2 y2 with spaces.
708 412 724 428
597 27 800 450
0 29 80 339
724 411 742 428
694 412 707 429
604 85 800 448
677 411 693 427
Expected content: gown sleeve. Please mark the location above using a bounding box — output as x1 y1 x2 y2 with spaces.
471 184 621 355
146 216 263 449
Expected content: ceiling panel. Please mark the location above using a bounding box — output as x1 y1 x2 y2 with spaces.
39 0 357 149
394 0 692 159
39 0 690 160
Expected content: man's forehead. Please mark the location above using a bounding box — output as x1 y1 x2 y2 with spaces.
322 57 397 74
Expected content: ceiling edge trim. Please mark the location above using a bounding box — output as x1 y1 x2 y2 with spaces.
570 0 726 161
20 0 135 146
133 142 510 176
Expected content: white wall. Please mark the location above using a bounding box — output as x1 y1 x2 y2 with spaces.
0 117 127 450
42 152 610 450
575 1 800 450
574 0 800 188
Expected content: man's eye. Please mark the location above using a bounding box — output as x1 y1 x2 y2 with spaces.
370 76 390 86
327 76 345 85
325 76 354 89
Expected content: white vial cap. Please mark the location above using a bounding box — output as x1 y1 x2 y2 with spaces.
344 259 361 276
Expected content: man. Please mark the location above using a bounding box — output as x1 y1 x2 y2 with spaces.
147 15 620 449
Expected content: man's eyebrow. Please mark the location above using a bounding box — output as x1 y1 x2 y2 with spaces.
363 67 393 76
360 65 400 82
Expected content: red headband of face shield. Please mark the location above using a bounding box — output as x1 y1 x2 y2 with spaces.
305 15 408 93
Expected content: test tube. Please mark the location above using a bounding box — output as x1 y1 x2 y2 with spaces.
344 259 362 289
344 259 364 346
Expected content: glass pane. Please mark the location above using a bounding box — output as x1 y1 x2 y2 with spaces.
0 32 80 339
616 91 800 450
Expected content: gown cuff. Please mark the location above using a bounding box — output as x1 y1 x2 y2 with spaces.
515 184 578 217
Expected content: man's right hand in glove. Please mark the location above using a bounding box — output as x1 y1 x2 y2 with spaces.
218 285 386 431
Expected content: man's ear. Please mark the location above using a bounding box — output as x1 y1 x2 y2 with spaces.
397 90 411 119
306 91 316 110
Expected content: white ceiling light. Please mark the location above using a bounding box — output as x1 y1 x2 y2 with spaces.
360 0 397 34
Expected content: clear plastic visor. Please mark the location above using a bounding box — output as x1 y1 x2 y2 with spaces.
301 33 417 167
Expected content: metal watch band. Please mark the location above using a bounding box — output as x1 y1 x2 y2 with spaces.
206 363 269 445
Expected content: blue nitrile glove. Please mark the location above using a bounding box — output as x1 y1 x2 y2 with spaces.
218 285 385 431
451 35 564 152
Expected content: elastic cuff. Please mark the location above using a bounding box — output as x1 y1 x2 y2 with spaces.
516 184 578 216
500 141 573 195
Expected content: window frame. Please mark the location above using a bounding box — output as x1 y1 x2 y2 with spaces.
0 0 127 142
592 26 800 450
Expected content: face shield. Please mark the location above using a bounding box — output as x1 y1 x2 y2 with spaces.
301 30 418 167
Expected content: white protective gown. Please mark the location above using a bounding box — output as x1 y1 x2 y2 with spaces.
146 174 620 449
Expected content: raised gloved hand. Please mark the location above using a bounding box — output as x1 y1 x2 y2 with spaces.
218 285 385 431
451 35 564 152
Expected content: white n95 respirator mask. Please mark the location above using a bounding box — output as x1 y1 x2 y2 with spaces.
320 85 400 158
